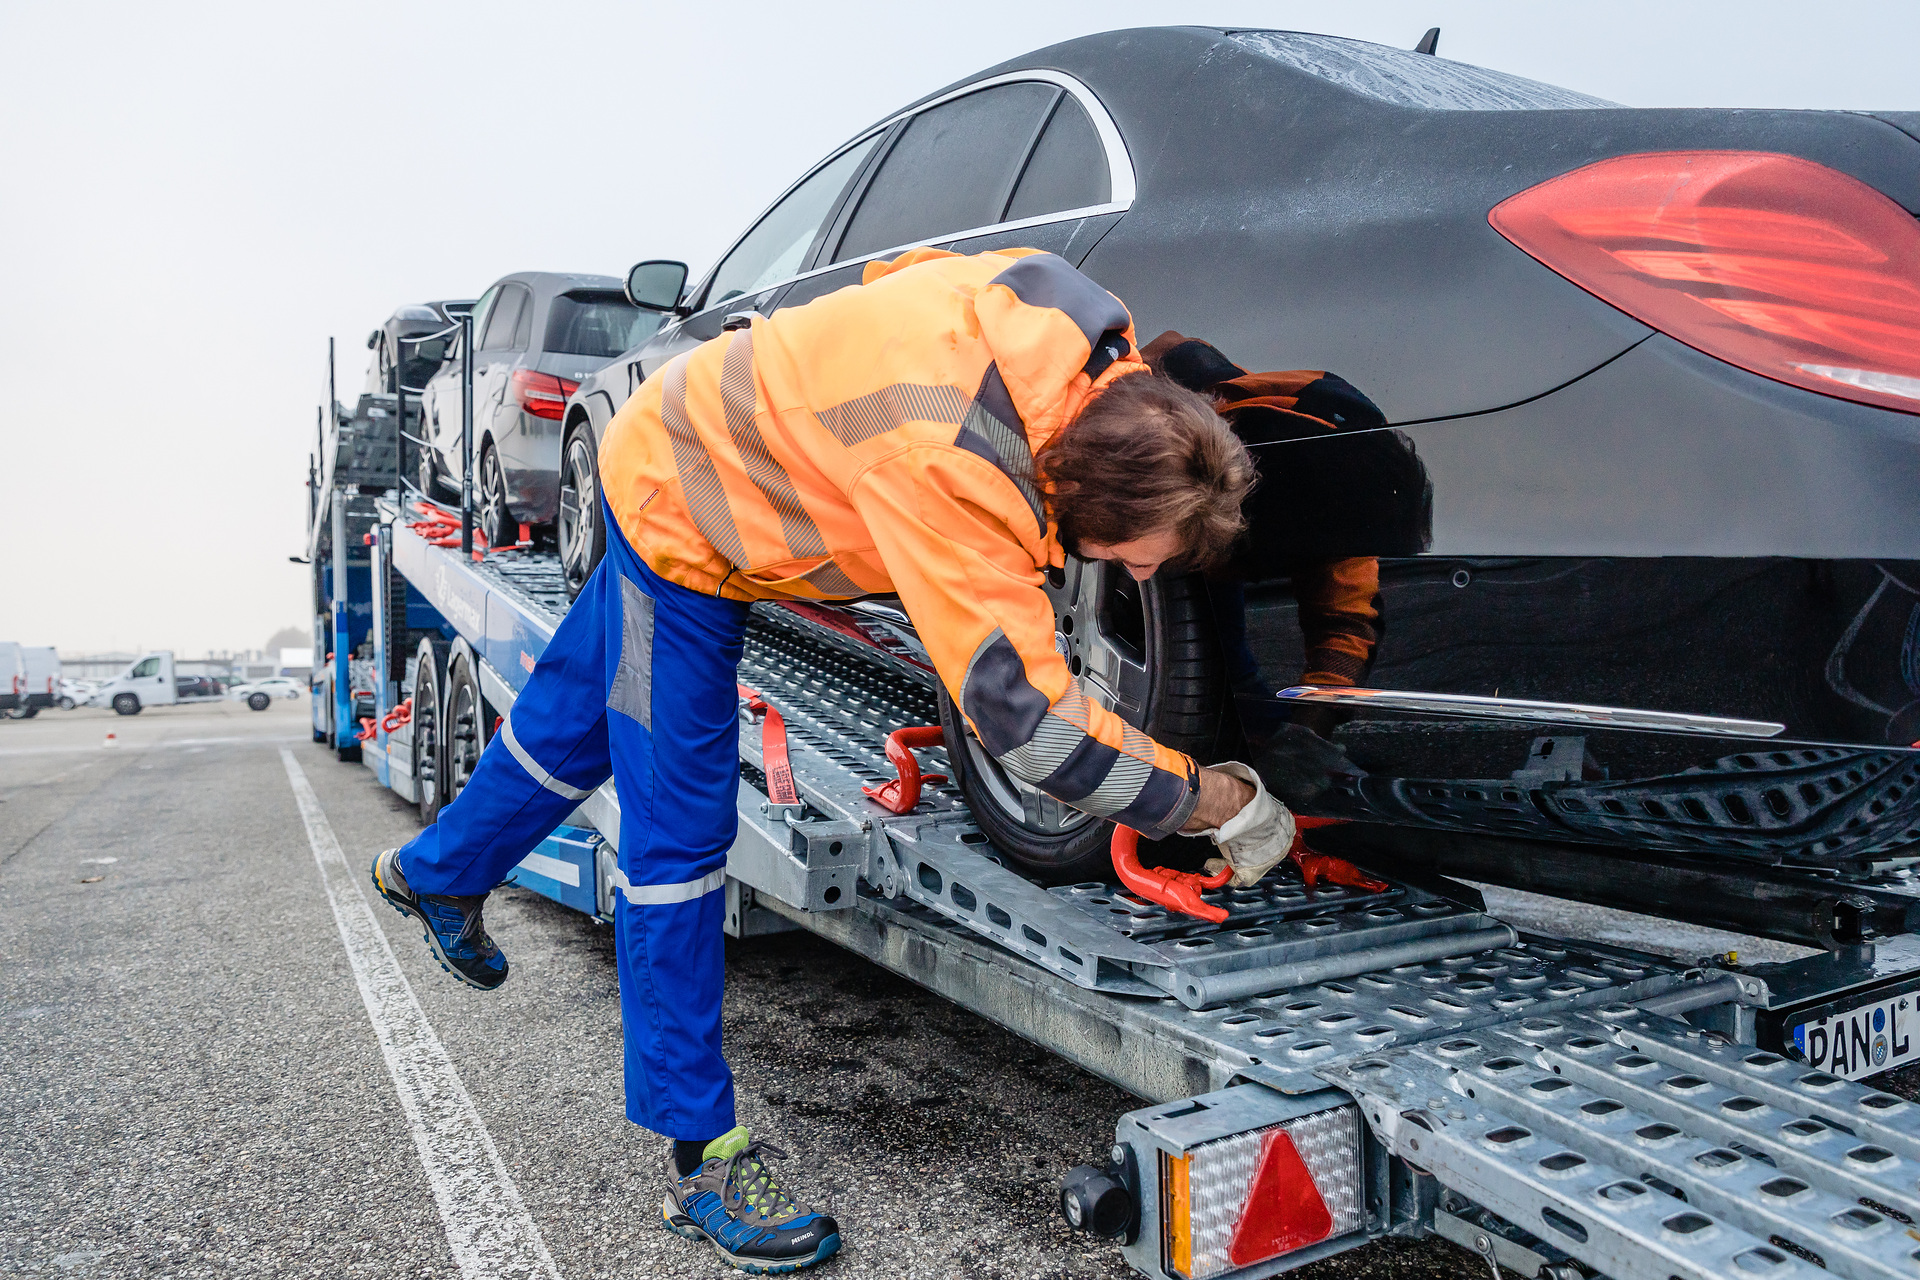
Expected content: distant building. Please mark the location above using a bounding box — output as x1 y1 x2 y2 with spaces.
279 647 314 678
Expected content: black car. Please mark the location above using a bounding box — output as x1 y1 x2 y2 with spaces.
567 27 1920 896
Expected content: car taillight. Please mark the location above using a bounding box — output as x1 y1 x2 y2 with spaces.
510 369 579 421
1490 151 1920 415
1161 1106 1364 1277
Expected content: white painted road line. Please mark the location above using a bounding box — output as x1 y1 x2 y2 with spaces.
280 748 561 1280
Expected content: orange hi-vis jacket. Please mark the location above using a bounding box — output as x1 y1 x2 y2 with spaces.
598 248 1201 839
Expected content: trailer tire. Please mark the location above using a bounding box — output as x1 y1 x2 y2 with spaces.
112 694 142 717
413 637 451 824
443 649 486 807
247 692 272 712
558 419 604 601
938 565 1226 884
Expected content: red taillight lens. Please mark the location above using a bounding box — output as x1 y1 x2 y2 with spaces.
1490 151 1920 415
510 369 580 420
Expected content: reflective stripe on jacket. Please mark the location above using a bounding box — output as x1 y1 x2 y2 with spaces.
598 248 1200 839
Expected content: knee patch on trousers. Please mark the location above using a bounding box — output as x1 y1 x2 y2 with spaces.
608 575 655 729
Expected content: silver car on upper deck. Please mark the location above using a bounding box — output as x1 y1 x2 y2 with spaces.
417 271 659 547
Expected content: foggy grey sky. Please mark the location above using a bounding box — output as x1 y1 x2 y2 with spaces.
1 0 1914 656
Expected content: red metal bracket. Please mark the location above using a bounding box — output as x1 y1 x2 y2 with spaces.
1110 825 1232 924
862 725 949 815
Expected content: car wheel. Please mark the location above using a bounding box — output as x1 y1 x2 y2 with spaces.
413 637 450 823
558 421 604 601
417 435 440 500
443 650 487 806
112 693 141 716
58 697 74 710
937 560 1226 883
247 691 271 712
477 444 514 550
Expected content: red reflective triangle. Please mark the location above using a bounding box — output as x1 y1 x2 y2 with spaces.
1227 1127 1334 1267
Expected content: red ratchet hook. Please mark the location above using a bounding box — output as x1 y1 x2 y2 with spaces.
1109 815 1387 925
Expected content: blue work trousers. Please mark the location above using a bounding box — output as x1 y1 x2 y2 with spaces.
395 515 750 1140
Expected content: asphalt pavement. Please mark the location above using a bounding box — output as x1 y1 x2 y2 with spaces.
17 698 1878 1279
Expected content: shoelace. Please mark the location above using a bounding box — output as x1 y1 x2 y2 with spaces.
725 1141 800 1222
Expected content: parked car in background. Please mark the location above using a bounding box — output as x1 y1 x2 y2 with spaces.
229 676 303 701
417 273 661 550
567 26 1920 882
58 678 95 710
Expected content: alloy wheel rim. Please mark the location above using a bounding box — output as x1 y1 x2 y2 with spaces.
480 451 507 543
559 436 596 586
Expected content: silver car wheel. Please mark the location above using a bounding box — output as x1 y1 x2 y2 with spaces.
558 433 598 593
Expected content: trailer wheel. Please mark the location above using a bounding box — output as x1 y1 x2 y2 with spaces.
477 443 515 551
246 692 271 712
938 562 1226 884
413 637 451 823
112 693 142 716
558 420 604 601
443 650 486 806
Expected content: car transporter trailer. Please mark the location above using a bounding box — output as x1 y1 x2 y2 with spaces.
310 360 1920 1280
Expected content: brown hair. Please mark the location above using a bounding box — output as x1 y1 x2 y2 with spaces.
1040 373 1255 570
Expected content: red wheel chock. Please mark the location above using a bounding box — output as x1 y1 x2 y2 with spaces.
862 726 949 815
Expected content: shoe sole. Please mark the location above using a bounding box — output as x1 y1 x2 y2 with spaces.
369 852 507 992
659 1194 841 1275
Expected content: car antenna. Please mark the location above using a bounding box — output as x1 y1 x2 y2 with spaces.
1414 26 1440 55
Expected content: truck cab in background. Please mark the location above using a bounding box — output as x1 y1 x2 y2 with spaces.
0 643 21 714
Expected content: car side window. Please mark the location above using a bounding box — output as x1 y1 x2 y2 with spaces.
480 285 526 351
834 82 1059 263
1005 93 1111 222
510 288 534 350
131 658 159 678
704 135 883 308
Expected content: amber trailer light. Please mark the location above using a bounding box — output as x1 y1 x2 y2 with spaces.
1489 151 1920 416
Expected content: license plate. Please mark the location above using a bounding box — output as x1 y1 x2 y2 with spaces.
1790 997 1917 1080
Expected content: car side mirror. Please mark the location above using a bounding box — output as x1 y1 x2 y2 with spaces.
625 260 690 314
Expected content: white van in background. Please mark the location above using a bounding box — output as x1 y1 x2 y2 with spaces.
6 647 60 718
0 643 21 715
88 652 255 715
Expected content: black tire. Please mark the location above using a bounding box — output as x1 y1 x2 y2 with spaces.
112 693 142 716
247 691 271 712
443 649 487 807
412 637 451 824
558 419 605 601
58 697 74 711
477 442 515 550
417 433 441 500
938 563 1226 883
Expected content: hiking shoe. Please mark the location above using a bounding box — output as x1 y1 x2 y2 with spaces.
370 848 509 991
662 1127 841 1274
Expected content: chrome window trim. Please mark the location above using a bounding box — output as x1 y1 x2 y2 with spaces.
691 69 1133 311
1277 685 1787 738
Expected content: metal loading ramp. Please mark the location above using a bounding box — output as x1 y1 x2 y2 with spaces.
726 604 1712 1100
1322 1006 1920 1279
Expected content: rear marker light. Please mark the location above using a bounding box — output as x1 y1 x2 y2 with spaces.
1490 151 1920 415
1161 1106 1364 1277
510 369 581 421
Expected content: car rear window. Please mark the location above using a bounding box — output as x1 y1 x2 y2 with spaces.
544 292 662 359
1226 31 1617 110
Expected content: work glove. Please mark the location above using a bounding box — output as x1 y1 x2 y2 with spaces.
1198 761 1298 889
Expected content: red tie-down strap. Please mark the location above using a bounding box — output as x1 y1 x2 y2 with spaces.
861 726 949 815
1109 816 1387 924
737 685 799 806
